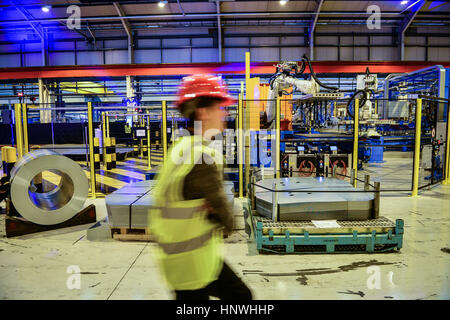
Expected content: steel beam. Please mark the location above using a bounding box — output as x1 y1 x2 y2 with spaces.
113 2 134 64
2 61 450 81
9 0 43 40
216 0 222 62
309 0 324 60
399 0 426 60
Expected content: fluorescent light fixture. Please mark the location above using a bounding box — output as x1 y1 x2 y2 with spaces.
158 1 167 7
41 5 51 12
280 0 288 5
401 1 408 4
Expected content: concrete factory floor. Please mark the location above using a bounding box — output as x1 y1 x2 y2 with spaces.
0 155 449 300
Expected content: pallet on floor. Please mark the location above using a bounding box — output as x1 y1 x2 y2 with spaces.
110 227 154 241
245 200 404 254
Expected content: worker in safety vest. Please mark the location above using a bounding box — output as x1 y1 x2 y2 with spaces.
149 74 252 300
124 122 133 146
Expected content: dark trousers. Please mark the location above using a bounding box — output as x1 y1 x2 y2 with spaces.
175 262 252 300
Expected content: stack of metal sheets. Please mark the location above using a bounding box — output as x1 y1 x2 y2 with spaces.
106 180 235 228
255 177 374 221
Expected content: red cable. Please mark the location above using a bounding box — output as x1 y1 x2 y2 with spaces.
298 160 315 177
332 159 347 180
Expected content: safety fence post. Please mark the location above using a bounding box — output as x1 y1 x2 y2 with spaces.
412 98 422 196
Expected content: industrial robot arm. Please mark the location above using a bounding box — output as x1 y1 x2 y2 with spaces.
265 55 338 128
266 69 319 127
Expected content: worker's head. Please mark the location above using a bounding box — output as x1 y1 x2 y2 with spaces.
177 74 234 134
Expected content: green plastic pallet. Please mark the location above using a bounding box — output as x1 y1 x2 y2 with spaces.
245 201 404 254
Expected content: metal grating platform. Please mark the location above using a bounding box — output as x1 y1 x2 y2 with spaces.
255 216 396 235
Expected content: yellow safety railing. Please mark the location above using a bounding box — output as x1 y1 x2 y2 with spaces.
14 103 23 159
352 98 360 188
275 97 281 179
412 98 422 196
87 102 97 198
238 92 244 198
147 110 152 170
22 104 29 154
445 104 450 185
101 111 107 168
106 111 110 138
162 100 168 163
245 52 251 194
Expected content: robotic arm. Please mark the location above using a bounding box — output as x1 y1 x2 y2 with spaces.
266 61 320 127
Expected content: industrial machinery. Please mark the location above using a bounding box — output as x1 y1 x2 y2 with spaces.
265 54 341 129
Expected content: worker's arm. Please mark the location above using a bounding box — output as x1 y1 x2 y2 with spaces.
183 162 234 235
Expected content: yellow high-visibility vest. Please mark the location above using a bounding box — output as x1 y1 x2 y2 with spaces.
149 135 224 290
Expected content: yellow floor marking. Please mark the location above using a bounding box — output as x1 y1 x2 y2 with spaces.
83 171 128 189
109 168 146 180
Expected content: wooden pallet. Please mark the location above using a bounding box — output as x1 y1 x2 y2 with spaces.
111 227 154 241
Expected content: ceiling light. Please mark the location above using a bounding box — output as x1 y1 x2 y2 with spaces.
158 1 167 7
280 0 288 5
400 1 408 4
41 5 51 12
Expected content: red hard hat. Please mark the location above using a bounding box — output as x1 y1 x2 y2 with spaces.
177 74 234 108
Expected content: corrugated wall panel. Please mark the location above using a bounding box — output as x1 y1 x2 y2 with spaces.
105 50 128 64
250 47 279 62
315 47 338 61
340 47 353 61
137 39 160 48
224 47 247 62
353 47 369 60
370 47 397 61
49 52 75 66
224 37 249 46
281 36 304 46
163 49 190 63
428 48 450 60
250 37 279 46
428 37 450 45
0 54 20 68
355 37 368 45
135 49 161 63
280 47 308 60
371 37 392 45
340 37 353 45
76 51 103 65
192 38 213 47
75 41 93 50
405 37 426 46
23 43 41 52
405 47 426 61
163 38 190 48
192 48 217 63
316 36 338 45
104 40 127 49
24 53 42 66
0 44 20 52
